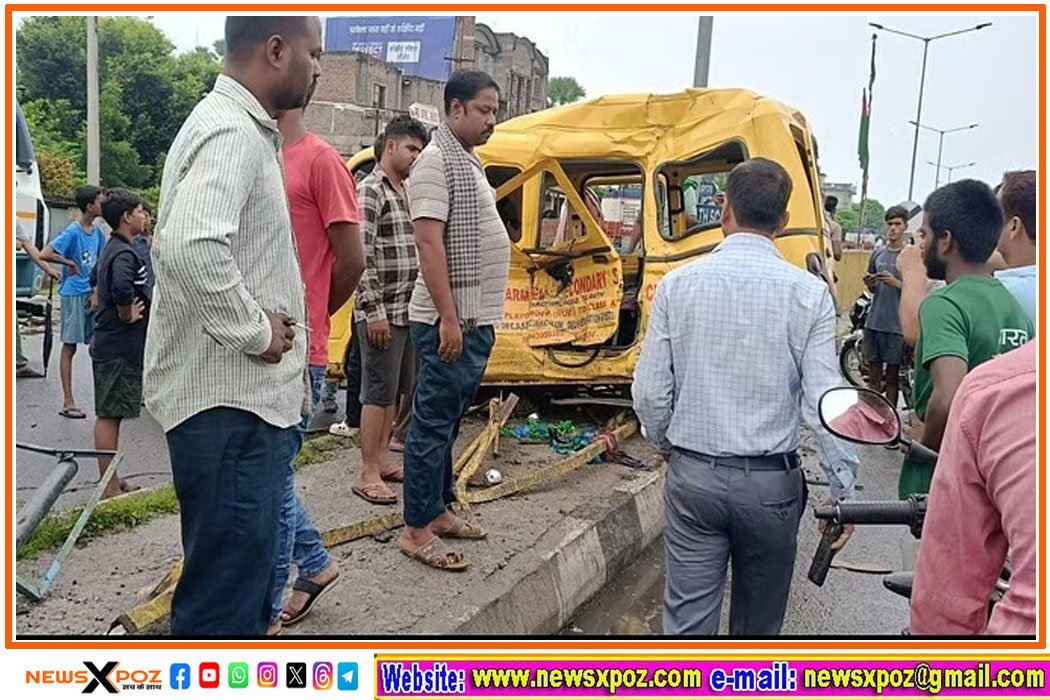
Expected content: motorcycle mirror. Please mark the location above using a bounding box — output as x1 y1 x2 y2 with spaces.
818 387 901 446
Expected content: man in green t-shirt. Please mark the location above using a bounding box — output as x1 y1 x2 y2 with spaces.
896 180 1034 498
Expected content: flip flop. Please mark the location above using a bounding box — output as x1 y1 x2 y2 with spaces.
400 536 469 572
59 407 87 419
388 440 405 454
352 483 398 505
329 422 358 438
16 366 44 378
280 572 341 626
381 467 404 483
439 515 488 540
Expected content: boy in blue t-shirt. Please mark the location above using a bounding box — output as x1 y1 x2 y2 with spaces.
41 185 106 419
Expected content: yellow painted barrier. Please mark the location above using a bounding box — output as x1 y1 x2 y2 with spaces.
835 249 871 314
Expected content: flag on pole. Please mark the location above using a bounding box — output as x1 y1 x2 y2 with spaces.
857 33 877 241
857 33 877 181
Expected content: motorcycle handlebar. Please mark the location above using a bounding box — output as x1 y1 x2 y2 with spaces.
814 499 924 526
810 497 927 588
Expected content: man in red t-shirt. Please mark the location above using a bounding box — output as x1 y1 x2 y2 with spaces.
268 99 365 634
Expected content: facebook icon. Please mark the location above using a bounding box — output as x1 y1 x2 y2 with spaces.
170 663 191 690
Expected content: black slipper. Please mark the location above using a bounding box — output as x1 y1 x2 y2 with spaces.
280 572 341 626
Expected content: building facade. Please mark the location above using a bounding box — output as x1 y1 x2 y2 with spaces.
304 19 549 157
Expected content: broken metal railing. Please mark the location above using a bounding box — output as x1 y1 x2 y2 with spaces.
16 443 122 603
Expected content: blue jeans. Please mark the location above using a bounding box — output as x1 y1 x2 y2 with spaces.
270 366 333 623
167 408 294 636
403 323 495 528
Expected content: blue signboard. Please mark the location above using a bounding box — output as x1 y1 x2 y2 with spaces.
325 16 459 82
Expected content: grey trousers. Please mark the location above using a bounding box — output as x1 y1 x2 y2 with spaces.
663 449 806 636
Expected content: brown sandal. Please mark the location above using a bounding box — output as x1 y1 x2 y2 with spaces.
439 516 487 540
400 536 469 571
381 466 404 483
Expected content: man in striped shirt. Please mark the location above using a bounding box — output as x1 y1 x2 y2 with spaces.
400 71 510 571
144 16 322 637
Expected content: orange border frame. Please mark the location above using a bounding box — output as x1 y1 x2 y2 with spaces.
5 3 1046 652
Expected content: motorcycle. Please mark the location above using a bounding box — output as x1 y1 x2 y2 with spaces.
808 386 1008 632
838 292 914 410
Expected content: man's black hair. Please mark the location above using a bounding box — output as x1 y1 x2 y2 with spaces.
373 133 385 164
885 205 909 223
224 16 312 58
101 188 144 231
75 185 104 214
824 195 838 214
383 115 430 149
996 170 1037 242
444 70 500 114
724 158 793 233
923 179 1003 263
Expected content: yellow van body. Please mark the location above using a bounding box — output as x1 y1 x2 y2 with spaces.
330 88 834 386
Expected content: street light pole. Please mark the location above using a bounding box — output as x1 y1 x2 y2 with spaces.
907 39 930 201
934 130 944 188
693 16 714 88
928 160 977 184
86 16 100 186
870 22 991 200
910 121 979 189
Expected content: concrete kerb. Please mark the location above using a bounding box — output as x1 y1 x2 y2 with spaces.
455 467 664 635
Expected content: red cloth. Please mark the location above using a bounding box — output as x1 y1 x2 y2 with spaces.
283 134 360 366
911 342 1037 635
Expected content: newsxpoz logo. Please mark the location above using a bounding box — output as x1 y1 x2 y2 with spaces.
26 662 163 693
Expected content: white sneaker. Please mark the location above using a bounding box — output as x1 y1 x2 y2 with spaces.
328 422 359 438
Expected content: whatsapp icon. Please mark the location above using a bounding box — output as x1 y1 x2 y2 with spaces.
229 662 249 689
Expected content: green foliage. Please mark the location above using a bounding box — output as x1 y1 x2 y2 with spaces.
836 198 886 235
547 76 586 107
36 151 81 200
16 485 181 561
16 16 221 197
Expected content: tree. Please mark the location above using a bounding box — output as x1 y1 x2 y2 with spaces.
547 76 586 107
16 16 221 195
836 198 887 238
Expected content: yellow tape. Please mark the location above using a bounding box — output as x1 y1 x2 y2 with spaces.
117 413 635 633
467 421 637 504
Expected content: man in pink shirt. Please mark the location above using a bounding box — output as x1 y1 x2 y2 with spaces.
268 97 365 634
911 341 1037 636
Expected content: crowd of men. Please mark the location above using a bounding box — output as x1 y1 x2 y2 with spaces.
14 14 1037 639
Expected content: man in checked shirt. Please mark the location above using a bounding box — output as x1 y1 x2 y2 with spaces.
633 158 859 636
352 116 430 505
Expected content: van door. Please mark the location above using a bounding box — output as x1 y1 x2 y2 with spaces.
495 160 624 349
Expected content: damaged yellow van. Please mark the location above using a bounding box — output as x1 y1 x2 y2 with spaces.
330 88 835 388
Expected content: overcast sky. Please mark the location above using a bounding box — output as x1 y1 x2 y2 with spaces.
17 10 1041 205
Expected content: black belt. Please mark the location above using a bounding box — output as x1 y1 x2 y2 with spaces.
674 447 800 472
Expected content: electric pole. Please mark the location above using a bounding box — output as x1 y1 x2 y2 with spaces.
693 16 713 88
86 16 101 186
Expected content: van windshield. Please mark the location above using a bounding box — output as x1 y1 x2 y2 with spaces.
15 103 36 170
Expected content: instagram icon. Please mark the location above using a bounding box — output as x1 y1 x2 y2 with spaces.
258 662 278 688
313 662 334 690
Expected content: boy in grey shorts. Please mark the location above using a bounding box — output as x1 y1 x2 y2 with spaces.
862 205 908 409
